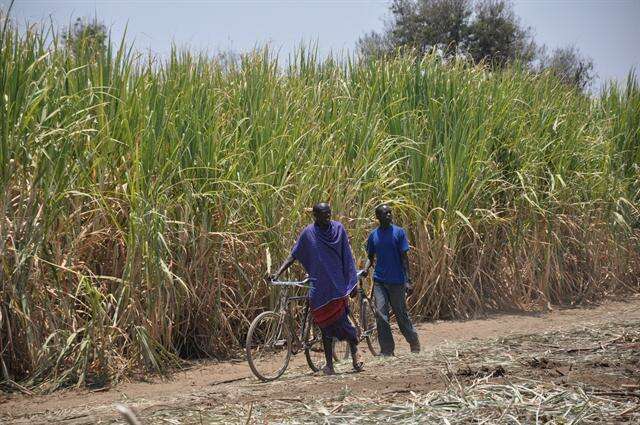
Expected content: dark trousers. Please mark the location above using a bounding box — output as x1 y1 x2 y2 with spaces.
374 281 419 355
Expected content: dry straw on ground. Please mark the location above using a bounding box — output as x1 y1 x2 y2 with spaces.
116 320 639 424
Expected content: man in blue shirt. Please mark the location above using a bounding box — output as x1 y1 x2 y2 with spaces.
363 204 420 356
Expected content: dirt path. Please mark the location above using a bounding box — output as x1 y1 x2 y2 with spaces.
2 297 640 424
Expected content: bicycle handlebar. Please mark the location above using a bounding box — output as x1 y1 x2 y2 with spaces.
269 270 365 289
269 277 314 289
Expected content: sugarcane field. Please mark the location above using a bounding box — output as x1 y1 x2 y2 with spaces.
1 0 639 424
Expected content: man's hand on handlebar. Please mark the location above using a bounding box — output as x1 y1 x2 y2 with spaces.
266 273 278 282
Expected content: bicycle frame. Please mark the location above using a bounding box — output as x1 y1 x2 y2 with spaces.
246 277 333 381
269 279 313 354
354 271 379 340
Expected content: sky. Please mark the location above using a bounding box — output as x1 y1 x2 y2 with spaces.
3 0 639 90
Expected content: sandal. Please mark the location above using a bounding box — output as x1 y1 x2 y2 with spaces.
322 365 336 376
352 352 364 372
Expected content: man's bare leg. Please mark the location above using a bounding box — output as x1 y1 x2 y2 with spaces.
349 340 364 372
321 334 335 375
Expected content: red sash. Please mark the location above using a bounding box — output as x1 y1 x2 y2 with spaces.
312 297 348 328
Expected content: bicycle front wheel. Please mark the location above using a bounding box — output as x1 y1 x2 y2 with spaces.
362 298 380 356
246 311 292 381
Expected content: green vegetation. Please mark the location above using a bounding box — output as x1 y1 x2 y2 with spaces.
1 18 638 391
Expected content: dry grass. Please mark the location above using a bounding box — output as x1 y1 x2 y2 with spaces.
104 320 640 424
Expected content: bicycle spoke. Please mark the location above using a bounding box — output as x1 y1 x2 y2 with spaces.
246 312 292 381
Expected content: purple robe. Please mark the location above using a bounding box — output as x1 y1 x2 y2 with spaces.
291 220 358 311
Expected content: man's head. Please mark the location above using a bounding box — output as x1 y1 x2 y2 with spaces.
312 202 332 227
375 204 393 227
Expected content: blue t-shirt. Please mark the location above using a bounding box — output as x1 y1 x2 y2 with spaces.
366 224 410 285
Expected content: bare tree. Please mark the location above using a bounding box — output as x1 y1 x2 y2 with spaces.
63 17 107 59
539 45 596 92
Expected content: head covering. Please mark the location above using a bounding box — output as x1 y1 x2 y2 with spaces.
291 220 358 311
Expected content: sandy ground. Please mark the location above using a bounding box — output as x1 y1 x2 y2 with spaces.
1 296 640 424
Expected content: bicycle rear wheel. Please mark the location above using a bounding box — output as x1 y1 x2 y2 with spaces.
361 298 380 356
304 312 331 372
246 311 291 381
332 310 357 362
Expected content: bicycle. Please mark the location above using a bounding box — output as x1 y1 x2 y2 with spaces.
245 277 331 381
334 270 380 361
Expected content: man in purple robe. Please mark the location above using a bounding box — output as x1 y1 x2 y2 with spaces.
271 202 363 375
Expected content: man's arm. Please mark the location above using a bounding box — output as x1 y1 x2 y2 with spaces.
399 228 412 294
362 253 375 277
401 250 413 294
270 255 296 281
362 232 375 278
